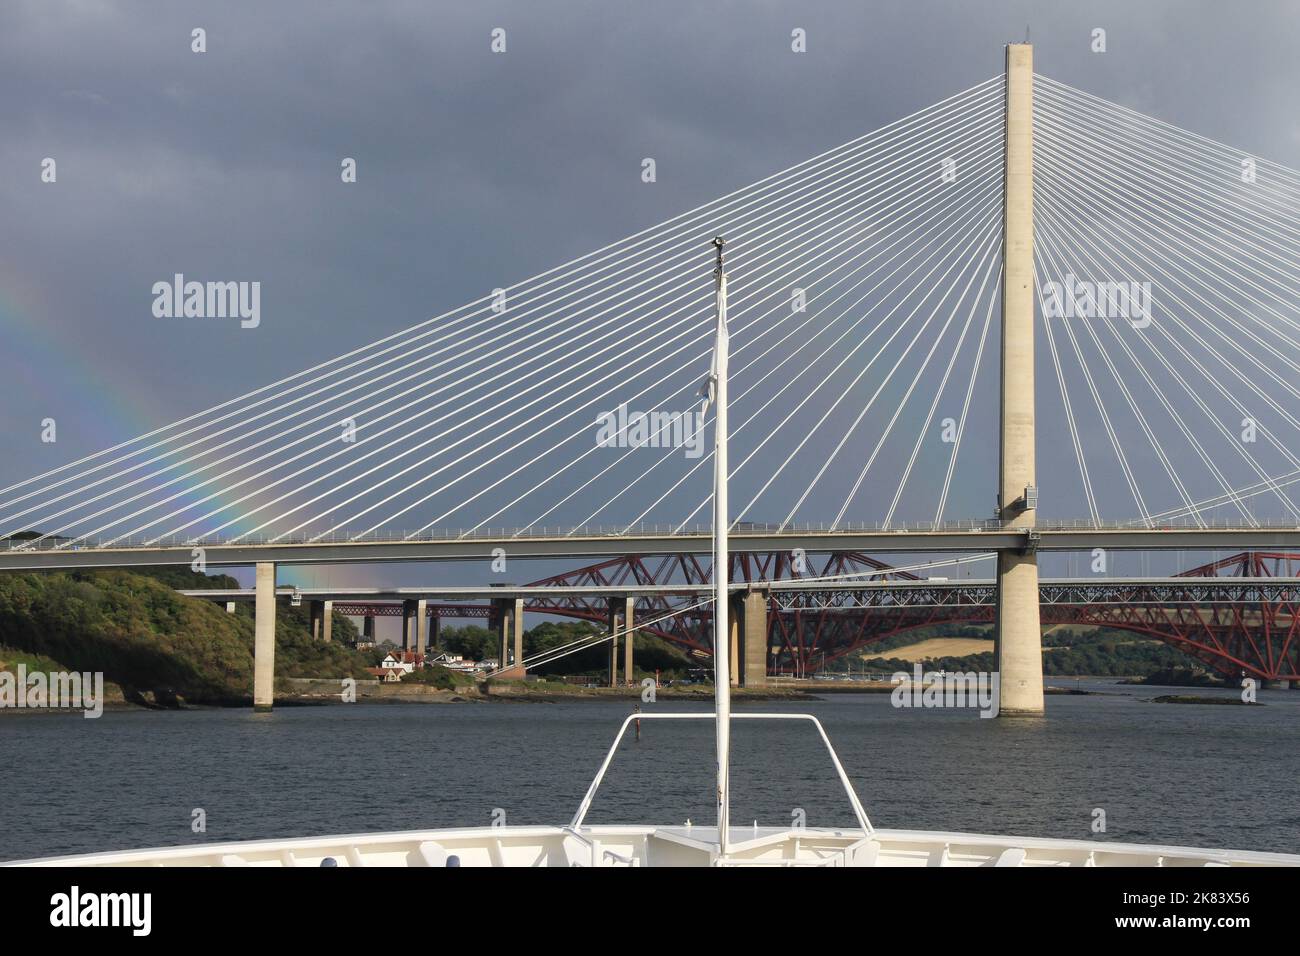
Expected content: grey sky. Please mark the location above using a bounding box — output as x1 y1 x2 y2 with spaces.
2 0 1298 599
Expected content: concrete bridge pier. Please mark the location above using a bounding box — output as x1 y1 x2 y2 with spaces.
362 615 375 643
428 612 440 651
401 599 428 655
253 561 276 711
732 588 770 688
493 598 525 679
621 596 635 686
995 42 1045 717
307 599 333 643
510 598 525 677
414 599 428 656
493 601 506 670
607 598 623 688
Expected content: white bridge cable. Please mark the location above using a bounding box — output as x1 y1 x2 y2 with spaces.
1031 166 1300 519
11 97 1008 542
12 233 733 534
1034 99 1300 345
572 172 1005 533
101 104 1008 546
1035 88 1300 292
400 173 1007 540
1034 261 1100 526
1032 130 1300 520
1144 469 1300 523
1033 214 1205 526
505 161 1008 533
1031 148 1300 444
933 266 997 525
829 229 1004 528
1035 90 1300 266
690 189 1005 532
1034 90 1300 528
240 133 1007 543
286 131 1009 540
487 177 1001 534
44 260 709 544
1 78 1004 511
261 218 895 543
53 111 1003 541
8 259 708 541
1032 166 1300 521
424 136 1008 535
17 72 1300 546
1033 203 1269 525
1038 224 1154 526
762 209 1006 529
0 77 1003 501
1036 74 1300 203
1033 108 1300 468
629 182 1006 532
1029 83 1294 528
1036 75 1300 209
1029 193 1205 522
881 247 1000 528
30 76 1300 539
1031 134 1300 403
1028 173 1300 437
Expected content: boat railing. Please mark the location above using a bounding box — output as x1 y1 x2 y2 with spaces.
557 826 641 867
713 834 878 867
568 712 874 847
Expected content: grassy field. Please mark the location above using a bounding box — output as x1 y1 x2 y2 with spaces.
873 638 994 662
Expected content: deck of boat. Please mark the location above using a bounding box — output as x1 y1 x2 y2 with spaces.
10 826 1298 867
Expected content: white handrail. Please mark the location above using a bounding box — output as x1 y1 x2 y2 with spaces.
558 826 639 867
567 712 874 843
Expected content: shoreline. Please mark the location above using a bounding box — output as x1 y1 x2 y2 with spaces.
0 680 820 713
4 674 1269 715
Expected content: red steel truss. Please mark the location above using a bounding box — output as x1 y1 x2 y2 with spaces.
339 551 1300 682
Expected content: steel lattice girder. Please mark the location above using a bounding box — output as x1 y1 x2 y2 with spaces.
512 551 1300 682
336 551 1300 681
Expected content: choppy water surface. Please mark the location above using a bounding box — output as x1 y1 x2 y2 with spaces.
3 681 1298 861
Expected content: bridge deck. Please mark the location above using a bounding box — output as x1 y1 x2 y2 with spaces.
8 524 1300 569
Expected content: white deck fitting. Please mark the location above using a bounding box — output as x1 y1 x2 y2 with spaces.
9 826 1299 868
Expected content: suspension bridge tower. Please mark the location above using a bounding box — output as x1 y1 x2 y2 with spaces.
996 42 1045 716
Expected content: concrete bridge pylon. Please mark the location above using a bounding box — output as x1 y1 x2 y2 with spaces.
995 42 1045 716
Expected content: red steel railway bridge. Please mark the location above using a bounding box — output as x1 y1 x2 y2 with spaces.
249 550 1300 686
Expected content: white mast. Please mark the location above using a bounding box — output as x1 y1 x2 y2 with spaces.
708 235 731 856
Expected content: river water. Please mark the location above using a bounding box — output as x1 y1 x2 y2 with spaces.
3 681 1298 862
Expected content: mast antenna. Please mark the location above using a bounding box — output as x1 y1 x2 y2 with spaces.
707 234 731 856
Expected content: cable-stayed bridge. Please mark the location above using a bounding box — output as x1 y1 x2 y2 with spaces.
5 46 1300 708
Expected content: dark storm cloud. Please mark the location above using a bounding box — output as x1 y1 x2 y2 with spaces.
1 0 1298 591
3 0 1297 458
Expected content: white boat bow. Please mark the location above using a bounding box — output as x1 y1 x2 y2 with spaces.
10 826 1298 868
